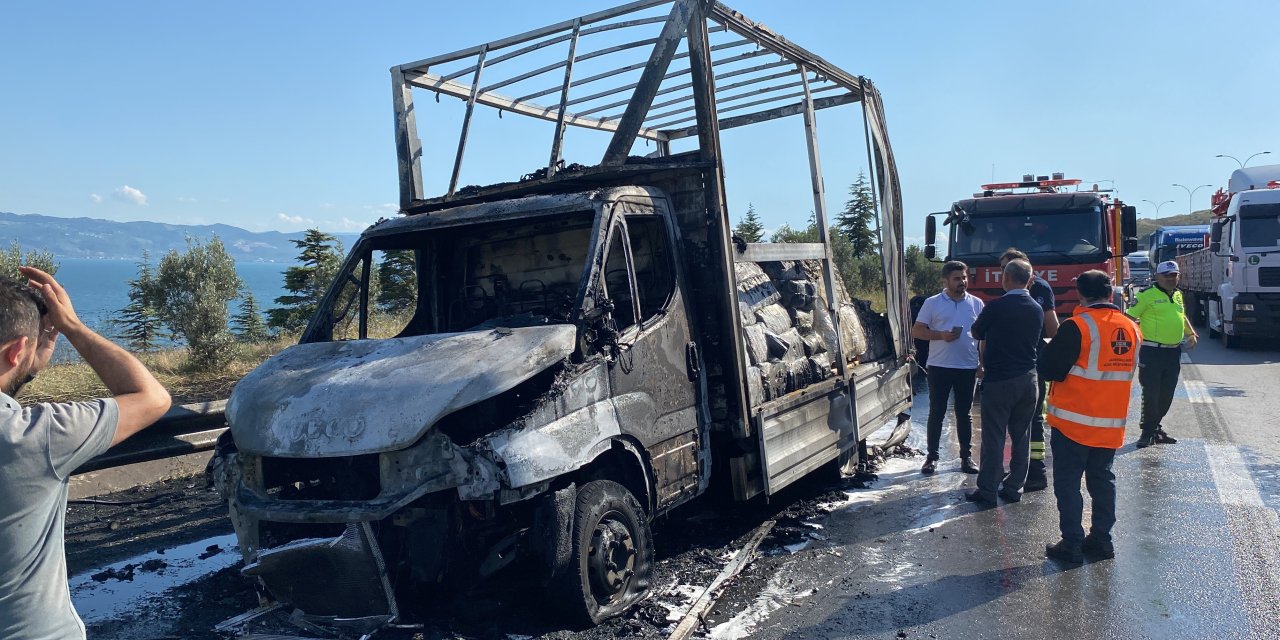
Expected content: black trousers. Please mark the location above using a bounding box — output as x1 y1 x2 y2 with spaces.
926 365 977 459
1030 377 1048 464
1138 345 1181 434
1050 428 1117 545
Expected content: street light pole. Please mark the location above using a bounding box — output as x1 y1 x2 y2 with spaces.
1172 183 1213 215
1142 199 1174 217
1215 151 1272 168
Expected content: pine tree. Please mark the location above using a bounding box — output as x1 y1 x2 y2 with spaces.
232 291 269 343
114 252 162 351
268 229 343 331
734 204 765 243
376 250 417 312
836 172 878 258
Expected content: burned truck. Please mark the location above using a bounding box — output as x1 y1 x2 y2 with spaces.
214 0 912 629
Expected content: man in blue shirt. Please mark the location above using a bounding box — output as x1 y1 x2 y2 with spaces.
999 248 1059 491
911 261 984 475
967 259 1046 505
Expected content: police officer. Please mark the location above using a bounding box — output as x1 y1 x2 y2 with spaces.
1040 270 1141 563
999 249 1058 491
1127 260 1198 448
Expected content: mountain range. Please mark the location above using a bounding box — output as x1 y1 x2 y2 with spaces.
0 211 361 262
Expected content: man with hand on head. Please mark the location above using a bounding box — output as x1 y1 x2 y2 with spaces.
967 259 1045 505
1040 270 1141 563
0 267 171 640
911 261 984 475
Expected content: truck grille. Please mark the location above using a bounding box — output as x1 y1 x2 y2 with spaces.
262 454 382 501
1259 267 1280 287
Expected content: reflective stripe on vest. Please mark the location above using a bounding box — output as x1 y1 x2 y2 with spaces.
1046 307 1140 449
1066 313 1137 382
1046 405 1127 428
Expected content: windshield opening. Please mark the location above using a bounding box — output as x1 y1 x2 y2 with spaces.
951 208 1104 263
1239 203 1280 249
307 212 596 342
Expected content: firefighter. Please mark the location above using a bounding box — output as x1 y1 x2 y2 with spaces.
1040 270 1141 563
1127 260 1198 448
999 249 1058 491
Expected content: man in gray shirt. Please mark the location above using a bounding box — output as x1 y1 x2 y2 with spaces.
0 267 171 639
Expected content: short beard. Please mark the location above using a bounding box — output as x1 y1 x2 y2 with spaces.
4 362 32 397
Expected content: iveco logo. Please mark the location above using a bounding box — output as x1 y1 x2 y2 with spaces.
1111 328 1132 355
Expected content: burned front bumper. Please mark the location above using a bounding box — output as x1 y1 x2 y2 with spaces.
241 522 398 628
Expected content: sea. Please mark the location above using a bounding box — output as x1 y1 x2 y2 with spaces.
46 258 292 362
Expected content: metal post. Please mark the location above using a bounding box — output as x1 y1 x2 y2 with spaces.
860 81 884 256
448 45 489 197
547 19 582 178
391 67 424 208
799 64 846 380
602 0 693 165
686 0 749 439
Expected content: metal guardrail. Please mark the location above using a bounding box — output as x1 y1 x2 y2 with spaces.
73 399 228 475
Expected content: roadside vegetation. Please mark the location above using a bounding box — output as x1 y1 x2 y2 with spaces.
8 231 359 405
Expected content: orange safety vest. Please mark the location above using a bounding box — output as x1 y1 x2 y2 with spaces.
1046 306 1142 449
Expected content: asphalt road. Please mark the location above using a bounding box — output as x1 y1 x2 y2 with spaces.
714 337 1280 640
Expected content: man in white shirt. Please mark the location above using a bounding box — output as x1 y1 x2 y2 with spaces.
911 261 984 475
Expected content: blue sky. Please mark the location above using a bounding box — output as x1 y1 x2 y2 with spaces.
3 1 1277 244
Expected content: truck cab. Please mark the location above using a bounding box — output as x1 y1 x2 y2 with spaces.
924 175 1138 315
1194 171 1280 345
1126 250 1150 288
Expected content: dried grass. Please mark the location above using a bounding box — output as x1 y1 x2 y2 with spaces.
19 336 297 405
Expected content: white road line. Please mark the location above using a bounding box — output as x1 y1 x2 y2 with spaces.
1183 380 1213 404
1204 444 1267 508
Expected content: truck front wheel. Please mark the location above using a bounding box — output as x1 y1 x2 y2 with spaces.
552 479 653 626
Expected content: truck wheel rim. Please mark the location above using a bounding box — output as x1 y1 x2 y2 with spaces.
587 511 636 603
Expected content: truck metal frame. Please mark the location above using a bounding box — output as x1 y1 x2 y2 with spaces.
216 0 911 630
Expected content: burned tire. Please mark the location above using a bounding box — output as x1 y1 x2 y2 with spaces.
552 479 653 626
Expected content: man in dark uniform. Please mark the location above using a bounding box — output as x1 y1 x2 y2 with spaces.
1000 249 1058 491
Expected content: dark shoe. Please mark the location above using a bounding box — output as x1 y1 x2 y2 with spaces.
1154 429 1178 444
1045 540 1084 564
960 457 979 474
1135 433 1155 448
921 457 938 475
998 489 1022 503
1082 536 1115 560
965 490 996 506
1024 465 1048 492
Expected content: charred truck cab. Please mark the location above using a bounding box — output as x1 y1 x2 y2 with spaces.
215 0 912 630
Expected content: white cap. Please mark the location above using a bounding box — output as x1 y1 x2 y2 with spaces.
1156 260 1180 274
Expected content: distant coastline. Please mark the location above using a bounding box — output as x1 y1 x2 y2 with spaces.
1 210 359 263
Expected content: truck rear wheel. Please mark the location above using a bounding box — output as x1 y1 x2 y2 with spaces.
552 479 653 626
1185 293 1206 327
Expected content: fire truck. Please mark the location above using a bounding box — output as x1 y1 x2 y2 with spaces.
923 173 1139 315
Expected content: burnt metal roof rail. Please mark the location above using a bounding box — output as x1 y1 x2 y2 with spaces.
391 0 873 207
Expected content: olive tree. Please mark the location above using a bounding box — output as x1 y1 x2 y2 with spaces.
154 236 243 370
0 241 58 281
